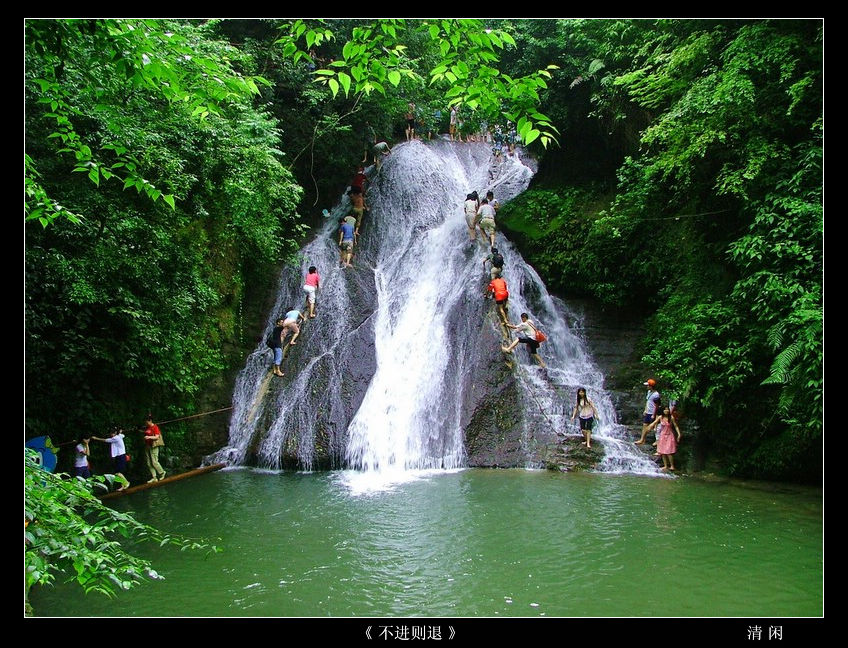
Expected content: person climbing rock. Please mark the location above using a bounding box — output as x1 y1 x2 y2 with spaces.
449 104 458 141
351 166 368 194
464 191 480 241
348 186 368 235
502 312 546 368
373 140 392 169
361 123 376 164
303 266 320 319
339 218 355 268
476 198 497 248
483 246 505 280
269 317 286 377
486 275 510 325
282 309 305 347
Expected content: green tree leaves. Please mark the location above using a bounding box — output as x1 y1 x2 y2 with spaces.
275 19 560 148
25 449 219 601
25 19 271 225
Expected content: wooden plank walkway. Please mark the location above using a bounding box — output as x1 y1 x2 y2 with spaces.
98 463 226 500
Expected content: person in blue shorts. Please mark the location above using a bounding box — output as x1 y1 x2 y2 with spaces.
269 317 286 377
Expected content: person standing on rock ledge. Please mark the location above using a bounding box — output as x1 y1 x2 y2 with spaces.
570 387 599 448
635 378 661 445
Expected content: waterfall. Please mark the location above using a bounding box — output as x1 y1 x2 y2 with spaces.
208 140 659 479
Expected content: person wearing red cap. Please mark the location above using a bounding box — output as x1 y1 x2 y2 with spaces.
635 378 661 445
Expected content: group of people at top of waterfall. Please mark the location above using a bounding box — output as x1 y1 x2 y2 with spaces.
401 100 521 152
635 378 683 471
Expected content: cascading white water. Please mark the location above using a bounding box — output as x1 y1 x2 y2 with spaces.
208 139 659 480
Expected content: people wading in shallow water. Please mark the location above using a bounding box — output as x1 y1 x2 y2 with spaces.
635 378 661 445
502 312 546 368
644 405 682 471
570 387 599 448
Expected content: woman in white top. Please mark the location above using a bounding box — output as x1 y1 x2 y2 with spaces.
502 312 546 368
92 427 130 491
570 388 599 448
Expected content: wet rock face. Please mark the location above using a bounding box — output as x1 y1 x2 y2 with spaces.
261 263 380 470
219 143 563 471
462 309 528 467
545 436 606 472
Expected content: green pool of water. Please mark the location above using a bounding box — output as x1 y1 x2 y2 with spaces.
29 468 822 617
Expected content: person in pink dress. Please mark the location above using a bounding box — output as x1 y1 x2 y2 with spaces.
645 405 682 471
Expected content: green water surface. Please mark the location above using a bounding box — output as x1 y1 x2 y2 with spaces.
30 468 822 617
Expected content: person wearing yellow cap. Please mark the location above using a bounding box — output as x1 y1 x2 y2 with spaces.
635 378 661 445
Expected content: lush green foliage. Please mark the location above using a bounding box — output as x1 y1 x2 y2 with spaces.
276 19 559 147
501 20 822 480
25 18 821 488
25 19 304 439
25 450 218 600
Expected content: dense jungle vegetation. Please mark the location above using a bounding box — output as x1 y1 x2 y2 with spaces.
25 18 821 599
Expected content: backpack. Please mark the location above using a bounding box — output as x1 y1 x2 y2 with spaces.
535 330 547 343
266 332 276 349
491 252 504 268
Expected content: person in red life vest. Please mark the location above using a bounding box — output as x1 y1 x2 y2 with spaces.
143 415 166 483
486 276 510 324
